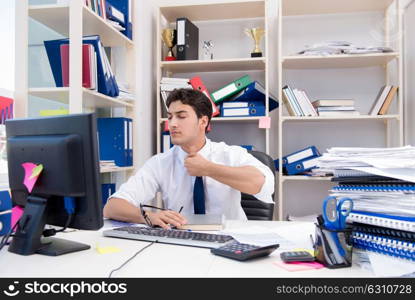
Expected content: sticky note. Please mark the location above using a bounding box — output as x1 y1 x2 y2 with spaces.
96 244 121 254
22 163 43 193
259 116 271 129
291 248 315 256
11 206 24 231
273 261 324 272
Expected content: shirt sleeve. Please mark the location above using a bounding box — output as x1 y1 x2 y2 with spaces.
229 146 275 203
109 156 161 207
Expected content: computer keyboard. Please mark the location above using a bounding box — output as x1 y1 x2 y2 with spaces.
103 226 235 249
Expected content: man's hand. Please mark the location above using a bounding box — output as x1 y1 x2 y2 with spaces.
146 210 187 229
184 153 213 176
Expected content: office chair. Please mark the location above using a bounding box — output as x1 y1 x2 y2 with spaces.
241 150 276 220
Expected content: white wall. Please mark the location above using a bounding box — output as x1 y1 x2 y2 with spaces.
0 0 15 93
404 0 415 145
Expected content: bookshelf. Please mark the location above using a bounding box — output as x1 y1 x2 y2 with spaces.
276 0 404 220
15 1 136 175
156 0 276 157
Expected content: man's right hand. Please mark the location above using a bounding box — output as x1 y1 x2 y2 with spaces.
145 210 187 229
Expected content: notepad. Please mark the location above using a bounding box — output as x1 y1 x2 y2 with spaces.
181 214 224 231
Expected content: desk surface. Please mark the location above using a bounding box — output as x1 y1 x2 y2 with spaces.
0 220 374 278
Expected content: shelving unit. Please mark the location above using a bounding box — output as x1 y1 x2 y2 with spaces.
276 0 404 220
156 0 275 156
15 0 136 178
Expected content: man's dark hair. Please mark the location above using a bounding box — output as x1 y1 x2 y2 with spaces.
166 88 213 132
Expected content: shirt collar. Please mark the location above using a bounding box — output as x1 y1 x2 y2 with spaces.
175 138 211 164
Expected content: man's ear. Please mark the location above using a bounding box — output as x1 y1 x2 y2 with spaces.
200 115 209 130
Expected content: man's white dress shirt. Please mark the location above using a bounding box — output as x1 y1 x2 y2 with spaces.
110 138 274 220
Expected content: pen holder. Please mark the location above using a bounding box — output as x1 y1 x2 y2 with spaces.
313 224 353 269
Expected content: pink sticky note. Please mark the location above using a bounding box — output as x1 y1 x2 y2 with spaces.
11 206 24 231
22 162 43 193
273 261 325 272
259 116 271 129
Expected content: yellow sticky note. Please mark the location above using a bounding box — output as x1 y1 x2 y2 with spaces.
30 164 44 179
292 248 315 256
96 245 121 254
39 109 69 116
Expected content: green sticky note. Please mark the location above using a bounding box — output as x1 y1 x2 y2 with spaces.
30 164 44 179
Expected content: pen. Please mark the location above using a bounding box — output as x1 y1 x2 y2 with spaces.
178 206 183 213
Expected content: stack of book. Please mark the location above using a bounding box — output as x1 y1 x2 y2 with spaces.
282 85 317 117
312 99 359 116
369 85 398 115
160 77 192 112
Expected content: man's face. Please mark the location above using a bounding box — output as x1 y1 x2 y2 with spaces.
167 101 207 146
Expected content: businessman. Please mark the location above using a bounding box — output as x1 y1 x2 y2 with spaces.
104 88 274 228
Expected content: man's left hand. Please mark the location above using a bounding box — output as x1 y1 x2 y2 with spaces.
184 153 212 177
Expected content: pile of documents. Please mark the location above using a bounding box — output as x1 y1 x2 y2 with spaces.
317 146 415 266
312 99 359 116
297 41 394 56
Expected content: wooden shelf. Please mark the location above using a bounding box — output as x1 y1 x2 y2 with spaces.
282 0 394 16
281 115 400 121
282 53 398 69
29 4 133 47
160 1 265 22
282 175 333 181
161 57 266 73
160 116 264 123
29 88 134 109
100 166 135 173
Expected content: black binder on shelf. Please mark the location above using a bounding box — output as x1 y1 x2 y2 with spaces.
176 17 199 60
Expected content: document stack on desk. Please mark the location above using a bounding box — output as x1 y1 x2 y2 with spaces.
316 146 415 263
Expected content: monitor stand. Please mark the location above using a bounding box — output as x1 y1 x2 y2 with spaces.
8 195 90 256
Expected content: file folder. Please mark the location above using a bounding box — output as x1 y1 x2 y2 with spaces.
44 35 119 97
229 81 279 112
211 75 253 104
97 117 132 167
101 183 116 206
0 190 12 236
283 146 320 165
176 17 199 60
189 76 220 117
220 101 265 117
106 0 132 40
286 156 320 175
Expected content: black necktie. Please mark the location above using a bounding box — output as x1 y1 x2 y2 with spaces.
193 176 205 214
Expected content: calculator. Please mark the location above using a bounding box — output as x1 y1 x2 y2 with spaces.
280 251 315 263
210 241 279 261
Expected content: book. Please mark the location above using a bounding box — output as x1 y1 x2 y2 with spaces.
312 99 354 107
369 85 392 115
180 214 224 231
378 86 398 115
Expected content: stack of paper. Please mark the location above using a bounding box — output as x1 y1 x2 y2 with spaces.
297 41 394 56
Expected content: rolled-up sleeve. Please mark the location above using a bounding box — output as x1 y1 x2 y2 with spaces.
231 147 275 203
109 156 160 207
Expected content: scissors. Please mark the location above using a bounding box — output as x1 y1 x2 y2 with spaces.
322 196 353 230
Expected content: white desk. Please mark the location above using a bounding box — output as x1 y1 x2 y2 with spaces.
0 220 374 278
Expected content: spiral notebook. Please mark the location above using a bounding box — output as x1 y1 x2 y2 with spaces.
352 231 415 261
333 184 415 193
347 211 415 233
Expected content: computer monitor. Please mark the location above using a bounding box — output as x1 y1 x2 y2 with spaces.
5 113 102 256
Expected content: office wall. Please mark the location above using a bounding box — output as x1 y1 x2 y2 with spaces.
404 0 415 145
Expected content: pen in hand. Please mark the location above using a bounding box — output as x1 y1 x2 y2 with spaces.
178 206 183 213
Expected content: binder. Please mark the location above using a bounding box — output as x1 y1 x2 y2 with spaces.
281 87 296 116
101 183 116 206
189 76 220 117
60 44 96 89
0 96 13 124
229 81 279 112
352 223 415 242
176 17 199 60
106 0 132 40
283 146 320 165
127 118 133 166
347 211 415 233
162 131 173 153
97 117 132 167
0 190 12 236
106 2 125 26
352 231 415 261
211 75 253 104
286 156 320 175
333 184 415 193
220 101 265 117
44 35 119 97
